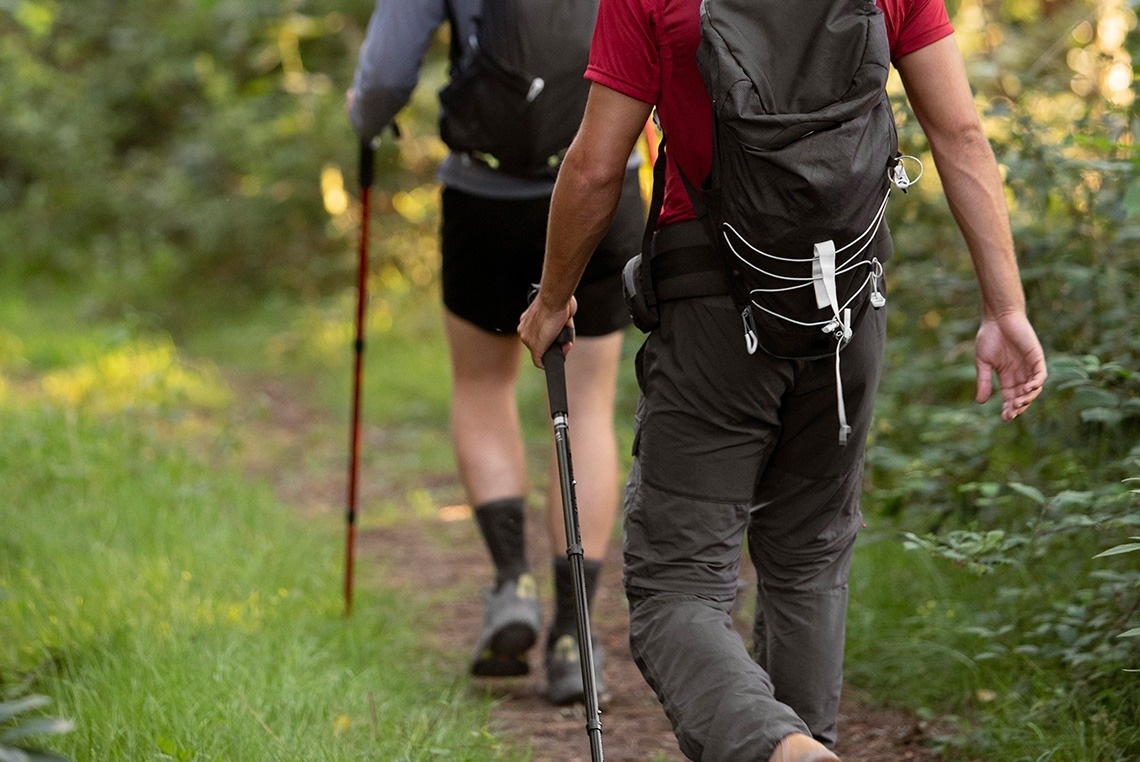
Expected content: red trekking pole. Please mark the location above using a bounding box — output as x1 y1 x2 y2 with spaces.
344 138 375 617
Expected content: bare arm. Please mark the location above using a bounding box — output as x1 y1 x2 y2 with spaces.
897 36 1047 419
518 83 653 367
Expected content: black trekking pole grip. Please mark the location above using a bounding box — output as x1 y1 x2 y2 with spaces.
358 138 375 190
542 326 574 417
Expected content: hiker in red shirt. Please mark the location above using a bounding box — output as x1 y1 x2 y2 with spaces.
519 0 1046 759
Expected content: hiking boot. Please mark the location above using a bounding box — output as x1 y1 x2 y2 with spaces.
470 573 541 677
544 633 607 706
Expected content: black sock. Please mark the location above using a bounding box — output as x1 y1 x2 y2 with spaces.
548 554 601 644
473 498 528 588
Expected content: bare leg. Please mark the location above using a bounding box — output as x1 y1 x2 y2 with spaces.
444 310 528 506
447 310 543 678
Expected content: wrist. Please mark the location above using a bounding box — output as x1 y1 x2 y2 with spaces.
982 303 1027 322
539 288 571 315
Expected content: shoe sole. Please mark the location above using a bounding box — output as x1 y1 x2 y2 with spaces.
470 621 538 677
546 681 611 708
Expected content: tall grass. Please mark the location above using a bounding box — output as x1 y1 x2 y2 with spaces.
0 294 522 761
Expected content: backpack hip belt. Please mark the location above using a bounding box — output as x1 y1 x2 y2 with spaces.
622 220 730 333
652 221 731 302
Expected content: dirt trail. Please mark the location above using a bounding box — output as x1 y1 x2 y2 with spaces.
240 376 942 762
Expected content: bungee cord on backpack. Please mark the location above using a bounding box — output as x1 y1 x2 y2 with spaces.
720 156 922 443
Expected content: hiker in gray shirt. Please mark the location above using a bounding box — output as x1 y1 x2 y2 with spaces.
348 0 645 705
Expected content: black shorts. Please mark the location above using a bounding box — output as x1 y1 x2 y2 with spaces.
440 169 644 336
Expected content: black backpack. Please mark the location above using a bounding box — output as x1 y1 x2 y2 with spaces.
439 0 599 179
690 0 912 442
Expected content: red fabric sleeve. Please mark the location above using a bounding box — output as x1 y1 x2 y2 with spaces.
585 0 659 105
879 0 954 60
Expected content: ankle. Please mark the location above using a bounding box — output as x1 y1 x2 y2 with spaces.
474 498 528 584
549 555 601 636
767 733 840 762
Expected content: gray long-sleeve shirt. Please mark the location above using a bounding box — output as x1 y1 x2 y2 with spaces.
349 0 638 200
349 0 555 199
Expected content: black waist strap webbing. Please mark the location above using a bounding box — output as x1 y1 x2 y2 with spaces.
651 222 730 301
642 130 730 304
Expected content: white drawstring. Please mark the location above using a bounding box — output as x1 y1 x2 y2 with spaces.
891 154 923 192
821 308 853 444
720 161 919 443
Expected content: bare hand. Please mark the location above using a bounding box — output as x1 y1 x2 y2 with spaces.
975 311 1047 421
518 294 577 368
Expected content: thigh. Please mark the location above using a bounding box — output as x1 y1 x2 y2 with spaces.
635 296 793 502
747 302 886 586
624 296 796 598
623 458 751 600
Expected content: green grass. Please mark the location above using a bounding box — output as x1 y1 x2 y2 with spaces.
0 294 523 761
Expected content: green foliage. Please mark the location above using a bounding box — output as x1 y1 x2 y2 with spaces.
857 0 1140 754
0 0 381 319
1 0 1138 756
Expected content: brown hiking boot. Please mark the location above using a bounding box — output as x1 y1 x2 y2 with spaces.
767 733 841 762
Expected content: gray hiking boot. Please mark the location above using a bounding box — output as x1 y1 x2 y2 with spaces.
544 632 607 706
470 573 542 677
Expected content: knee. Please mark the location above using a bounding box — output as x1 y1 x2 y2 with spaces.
626 587 735 651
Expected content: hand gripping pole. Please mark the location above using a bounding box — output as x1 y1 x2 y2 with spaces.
542 328 605 762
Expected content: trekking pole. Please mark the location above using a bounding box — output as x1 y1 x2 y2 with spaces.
541 328 605 762
344 137 375 618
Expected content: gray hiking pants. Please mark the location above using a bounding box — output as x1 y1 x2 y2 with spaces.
622 287 886 761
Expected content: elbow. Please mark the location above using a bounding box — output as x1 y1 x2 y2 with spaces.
350 86 411 142
932 115 993 160
560 137 627 197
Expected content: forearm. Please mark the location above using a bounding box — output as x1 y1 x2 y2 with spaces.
538 145 626 309
930 126 1026 319
519 84 650 364
537 84 651 309
898 36 1027 320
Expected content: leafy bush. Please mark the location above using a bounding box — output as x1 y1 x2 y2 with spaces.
867 0 1139 749
0 0 386 316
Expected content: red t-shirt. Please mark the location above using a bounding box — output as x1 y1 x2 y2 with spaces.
586 0 954 227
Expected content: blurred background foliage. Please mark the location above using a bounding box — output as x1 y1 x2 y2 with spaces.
0 0 1137 755
874 0 1139 735
0 0 439 318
